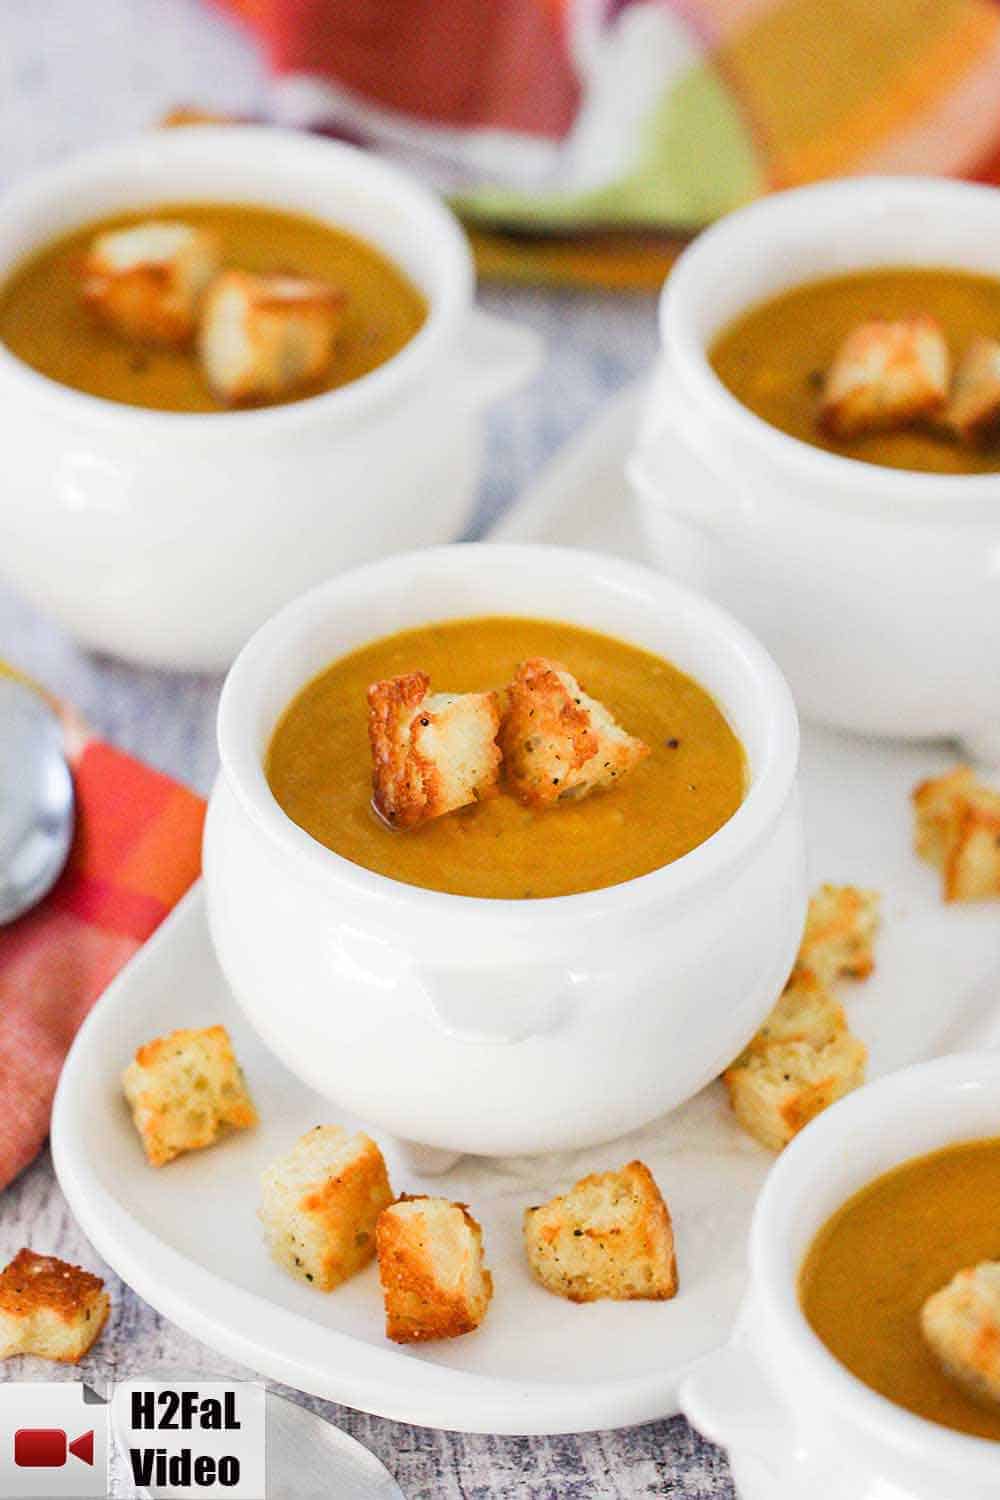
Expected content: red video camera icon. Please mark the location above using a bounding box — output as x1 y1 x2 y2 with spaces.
14 1428 95 1468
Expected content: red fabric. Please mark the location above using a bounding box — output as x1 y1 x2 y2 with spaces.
214 0 581 135
0 739 205 1191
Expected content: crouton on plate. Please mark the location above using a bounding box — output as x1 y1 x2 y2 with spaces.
945 337 1000 444
367 672 502 830
946 803 1000 902
723 1031 868 1153
799 883 881 985
500 657 649 808
260 1126 393 1291
199 269 345 404
914 767 980 867
752 966 847 1053
81 220 219 344
122 1024 257 1167
0 1250 109 1363
523 1160 677 1303
376 1196 493 1343
913 766 1000 901
922 1261 1000 1407
819 317 950 439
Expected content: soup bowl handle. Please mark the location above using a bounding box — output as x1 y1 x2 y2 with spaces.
627 371 756 534
680 1341 797 1463
450 307 544 410
414 960 576 1044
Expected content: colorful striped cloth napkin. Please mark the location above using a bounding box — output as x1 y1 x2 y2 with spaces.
0 690 204 1192
206 0 1000 288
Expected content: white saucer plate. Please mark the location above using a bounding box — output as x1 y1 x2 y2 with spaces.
53 385 1000 1434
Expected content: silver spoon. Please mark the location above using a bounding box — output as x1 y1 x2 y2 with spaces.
253 1388 403 1500
0 676 74 924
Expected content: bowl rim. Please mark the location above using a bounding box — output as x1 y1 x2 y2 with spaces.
0 125 473 434
661 175 1000 510
750 1051 1000 1475
213 541 801 922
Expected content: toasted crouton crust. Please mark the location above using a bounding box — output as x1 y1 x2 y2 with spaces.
199 269 345 404
81 220 219 344
122 1024 257 1167
367 672 502 830
799 883 881 985
945 338 1000 444
820 317 950 439
376 1195 493 1343
260 1126 393 1291
723 1031 868 1152
500 657 649 808
0 1250 109 1363
523 1160 677 1303
913 767 1000 901
922 1261 1000 1407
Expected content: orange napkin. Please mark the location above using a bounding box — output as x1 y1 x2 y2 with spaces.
0 715 204 1191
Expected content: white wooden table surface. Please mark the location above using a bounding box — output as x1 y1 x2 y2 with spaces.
0 3 735 1493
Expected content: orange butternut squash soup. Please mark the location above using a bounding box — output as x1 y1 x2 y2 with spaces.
265 617 747 899
711 268 1000 475
800 1139 1000 1442
0 202 426 411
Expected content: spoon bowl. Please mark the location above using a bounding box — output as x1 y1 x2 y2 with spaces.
0 677 74 923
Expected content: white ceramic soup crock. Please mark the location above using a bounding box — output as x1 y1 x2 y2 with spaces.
629 177 1000 761
0 128 541 671
203 543 806 1159
681 1052 1000 1500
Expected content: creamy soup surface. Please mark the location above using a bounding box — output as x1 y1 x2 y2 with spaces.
265 617 747 899
711 267 1000 474
0 202 427 411
800 1138 1000 1442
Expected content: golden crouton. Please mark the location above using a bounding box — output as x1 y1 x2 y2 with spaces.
199 269 345 404
260 1126 393 1291
367 672 502 830
500 657 649 808
947 802 1000 901
752 966 847 1052
81 220 219 344
945 337 1000 444
0 1250 109 1363
913 767 979 867
913 767 1000 901
799 883 881 985
725 882 874 1151
922 1261 1000 1408
723 1031 868 1153
819 317 950 439
122 1024 257 1167
376 1195 493 1343
523 1160 677 1303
